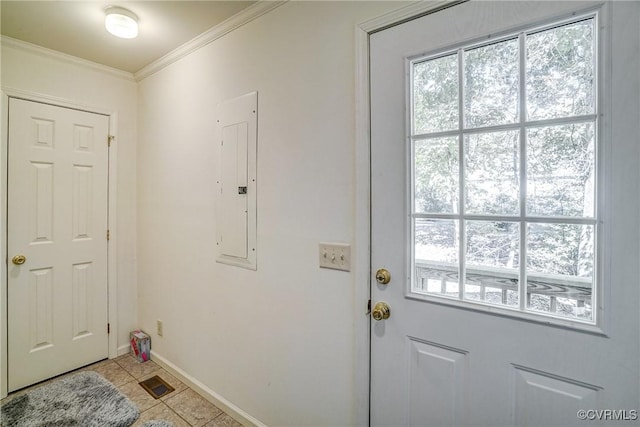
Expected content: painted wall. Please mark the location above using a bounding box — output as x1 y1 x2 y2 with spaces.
137 2 403 425
1 40 139 355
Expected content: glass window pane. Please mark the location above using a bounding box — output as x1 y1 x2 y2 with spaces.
414 219 459 296
464 38 519 128
526 123 595 217
527 223 594 321
413 54 459 134
407 16 599 325
465 130 519 215
464 221 519 307
415 137 459 214
526 19 595 120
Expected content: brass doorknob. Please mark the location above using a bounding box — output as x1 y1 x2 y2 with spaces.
375 268 391 285
12 255 26 265
372 302 390 321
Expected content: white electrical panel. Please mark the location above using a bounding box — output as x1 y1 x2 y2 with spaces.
216 92 257 270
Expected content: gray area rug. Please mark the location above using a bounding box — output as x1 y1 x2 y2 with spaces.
0 371 139 427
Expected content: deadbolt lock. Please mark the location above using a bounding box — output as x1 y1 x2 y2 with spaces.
12 255 26 265
372 302 391 321
375 268 391 285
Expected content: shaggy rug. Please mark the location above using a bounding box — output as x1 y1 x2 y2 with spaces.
0 371 139 427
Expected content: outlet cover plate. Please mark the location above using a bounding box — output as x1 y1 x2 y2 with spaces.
319 243 351 272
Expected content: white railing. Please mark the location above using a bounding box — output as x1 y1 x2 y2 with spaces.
414 260 592 319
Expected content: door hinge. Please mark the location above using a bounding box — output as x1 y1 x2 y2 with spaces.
107 323 111 334
108 135 115 147
107 230 110 241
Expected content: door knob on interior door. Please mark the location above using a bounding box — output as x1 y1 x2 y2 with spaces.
12 255 26 265
375 268 391 285
372 302 391 321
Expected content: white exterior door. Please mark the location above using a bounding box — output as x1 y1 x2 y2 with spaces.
7 98 109 392
370 2 640 426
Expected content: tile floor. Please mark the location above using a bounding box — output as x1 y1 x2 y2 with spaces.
1 354 245 427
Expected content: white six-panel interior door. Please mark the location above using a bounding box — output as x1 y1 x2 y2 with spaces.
7 98 109 392
370 2 640 426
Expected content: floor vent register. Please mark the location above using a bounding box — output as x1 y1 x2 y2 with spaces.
139 375 175 399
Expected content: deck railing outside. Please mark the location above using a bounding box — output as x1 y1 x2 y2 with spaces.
414 260 593 320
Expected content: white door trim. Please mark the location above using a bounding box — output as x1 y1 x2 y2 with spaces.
0 87 119 399
354 2 463 424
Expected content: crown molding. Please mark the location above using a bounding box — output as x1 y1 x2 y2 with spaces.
0 36 136 82
134 0 287 82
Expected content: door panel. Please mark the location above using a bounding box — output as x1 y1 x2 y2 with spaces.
511 365 600 427
407 338 468 427
8 98 109 391
370 2 639 426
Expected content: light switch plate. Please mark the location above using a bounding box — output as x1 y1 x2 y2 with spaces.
319 243 351 272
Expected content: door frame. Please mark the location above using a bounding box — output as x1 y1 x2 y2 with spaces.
357 2 640 425
0 87 119 399
355 2 465 424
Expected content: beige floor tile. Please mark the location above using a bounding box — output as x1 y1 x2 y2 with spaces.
204 413 244 427
116 354 162 379
115 351 133 361
76 357 114 371
131 402 191 427
117 380 163 412
164 389 223 427
139 368 188 400
84 360 136 387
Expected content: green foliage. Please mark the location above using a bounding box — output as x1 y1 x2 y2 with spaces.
413 54 458 134
465 38 520 127
413 18 597 312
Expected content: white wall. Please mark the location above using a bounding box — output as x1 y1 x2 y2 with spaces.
137 2 404 425
1 40 138 356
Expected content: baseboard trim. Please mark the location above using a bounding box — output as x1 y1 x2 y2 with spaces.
150 350 266 427
117 344 131 357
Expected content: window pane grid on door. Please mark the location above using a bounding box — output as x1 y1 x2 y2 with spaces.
413 53 459 134
464 130 520 216
526 221 596 320
414 218 460 297
413 136 459 214
410 14 598 323
525 18 596 121
464 37 520 128
526 122 596 218
464 220 520 307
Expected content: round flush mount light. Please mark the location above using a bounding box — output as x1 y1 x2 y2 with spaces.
105 6 138 39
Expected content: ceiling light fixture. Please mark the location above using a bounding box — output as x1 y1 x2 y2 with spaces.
105 6 138 39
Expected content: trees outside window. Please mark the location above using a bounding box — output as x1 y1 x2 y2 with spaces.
411 17 597 322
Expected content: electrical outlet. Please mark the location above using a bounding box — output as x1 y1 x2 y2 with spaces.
319 243 351 271
156 320 163 337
